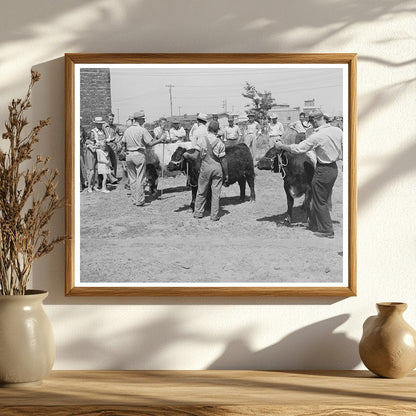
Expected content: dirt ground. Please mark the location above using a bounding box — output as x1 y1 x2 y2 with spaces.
80 149 344 284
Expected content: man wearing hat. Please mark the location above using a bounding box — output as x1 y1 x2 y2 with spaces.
169 119 186 143
275 109 343 238
121 110 165 206
268 113 284 148
244 112 261 162
84 116 107 192
189 113 209 147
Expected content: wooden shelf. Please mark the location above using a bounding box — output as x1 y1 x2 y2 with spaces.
1 370 415 415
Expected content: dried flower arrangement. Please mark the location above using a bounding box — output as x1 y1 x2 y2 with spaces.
0 71 65 295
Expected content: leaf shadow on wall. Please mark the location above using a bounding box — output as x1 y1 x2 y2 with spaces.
0 0 414 97
52 307 359 370
207 314 360 370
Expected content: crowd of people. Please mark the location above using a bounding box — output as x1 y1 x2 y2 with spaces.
80 109 343 237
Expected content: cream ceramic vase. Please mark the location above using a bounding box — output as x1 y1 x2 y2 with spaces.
0 290 55 387
359 302 416 378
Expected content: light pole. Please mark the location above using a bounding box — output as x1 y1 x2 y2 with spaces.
165 84 175 116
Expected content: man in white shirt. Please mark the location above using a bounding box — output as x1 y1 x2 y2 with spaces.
290 112 312 133
122 111 165 206
169 119 187 143
244 112 261 163
268 113 284 147
190 114 208 147
223 115 240 147
153 117 170 142
275 109 342 238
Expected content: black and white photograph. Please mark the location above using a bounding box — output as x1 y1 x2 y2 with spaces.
66 54 356 296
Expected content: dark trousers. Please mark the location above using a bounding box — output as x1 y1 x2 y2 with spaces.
310 162 338 233
106 144 118 177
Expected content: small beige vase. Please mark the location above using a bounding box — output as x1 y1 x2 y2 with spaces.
359 302 416 378
0 290 55 387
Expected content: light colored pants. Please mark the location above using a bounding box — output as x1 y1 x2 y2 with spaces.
194 162 223 220
126 151 146 205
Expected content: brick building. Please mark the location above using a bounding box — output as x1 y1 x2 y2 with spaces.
80 68 112 127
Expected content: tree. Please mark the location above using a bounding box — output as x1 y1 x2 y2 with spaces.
242 82 276 121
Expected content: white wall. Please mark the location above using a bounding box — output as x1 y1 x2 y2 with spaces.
1 0 415 370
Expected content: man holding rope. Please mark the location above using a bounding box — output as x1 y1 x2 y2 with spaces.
275 109 342 238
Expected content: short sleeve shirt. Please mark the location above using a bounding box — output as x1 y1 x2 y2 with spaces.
169 127 187 142
269 122 284 137
223 125 240 141
195 132 226 159
288 124 343 164
122 123 153 151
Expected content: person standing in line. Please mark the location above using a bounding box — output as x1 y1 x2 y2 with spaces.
188 117 199 145
95 142 112 193
169 119 187 142
184 121 226 221
153 117 170 142
237 114 248 144
289 112 312 143
121 111 165 206
189 114 208 147
223 115 240 147
104 112 122 178
268 113 284 148
80 117 88 191
275 109 342 238
90 116 118 187
84 117 107 192
244 112 261 163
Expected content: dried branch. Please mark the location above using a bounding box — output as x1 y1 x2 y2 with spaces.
0 71 66 295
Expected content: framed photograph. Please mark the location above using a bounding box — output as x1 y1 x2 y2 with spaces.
65 53 356 296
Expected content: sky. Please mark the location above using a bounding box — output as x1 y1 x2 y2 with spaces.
110 64 345 124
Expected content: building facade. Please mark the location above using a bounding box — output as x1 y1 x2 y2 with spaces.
80 68 112 127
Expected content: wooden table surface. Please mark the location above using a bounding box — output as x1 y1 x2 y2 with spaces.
1 370 415 415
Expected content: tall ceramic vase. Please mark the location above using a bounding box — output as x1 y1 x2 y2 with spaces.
359 302 416 378
0 290 55 387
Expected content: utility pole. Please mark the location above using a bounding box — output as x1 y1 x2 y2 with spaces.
116 108 120 124
222 99 227 112
166 84 175 116
178 106 182 115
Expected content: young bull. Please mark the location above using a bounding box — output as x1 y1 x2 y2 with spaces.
167 143 255 211
167 147 201 211
257 146 315 224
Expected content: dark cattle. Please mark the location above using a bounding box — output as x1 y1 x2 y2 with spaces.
167 147 201 210
167 143 255 211
257 146 314 224
146 164 158 197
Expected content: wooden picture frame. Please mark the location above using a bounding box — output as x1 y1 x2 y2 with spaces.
65 53 356 296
